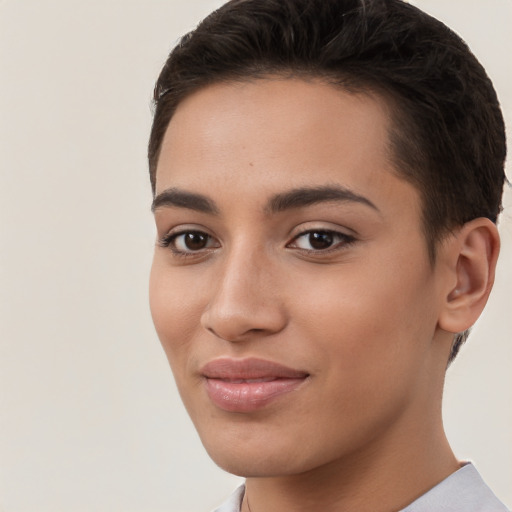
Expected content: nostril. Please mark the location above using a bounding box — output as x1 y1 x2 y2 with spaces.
206 324 276 343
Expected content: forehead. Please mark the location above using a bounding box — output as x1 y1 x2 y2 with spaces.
162 78 391 154
155 78 419 220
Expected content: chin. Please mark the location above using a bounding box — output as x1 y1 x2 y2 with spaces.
207 450 301 478
199 429 332 478
200 436 278 476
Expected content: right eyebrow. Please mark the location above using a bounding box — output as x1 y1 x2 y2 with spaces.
151 187 220 215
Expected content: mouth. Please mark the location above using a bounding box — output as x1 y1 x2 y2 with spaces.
201 357 310 413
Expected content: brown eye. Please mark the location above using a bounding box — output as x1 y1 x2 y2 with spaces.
182 232 209 251
162 230 219 254
308 231 334 250
289 229 356 252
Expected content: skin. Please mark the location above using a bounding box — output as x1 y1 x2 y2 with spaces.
149 78 498 512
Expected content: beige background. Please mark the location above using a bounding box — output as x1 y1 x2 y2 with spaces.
0 1 510 511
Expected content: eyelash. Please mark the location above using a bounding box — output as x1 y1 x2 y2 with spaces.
157 228 357 257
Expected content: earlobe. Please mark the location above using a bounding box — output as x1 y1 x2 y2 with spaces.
438 218 500 334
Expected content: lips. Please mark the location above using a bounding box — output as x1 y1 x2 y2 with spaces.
201 358 309 412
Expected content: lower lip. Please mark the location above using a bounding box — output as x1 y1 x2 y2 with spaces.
204 377 307 412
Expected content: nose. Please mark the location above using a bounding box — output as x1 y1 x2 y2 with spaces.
200 246 288 342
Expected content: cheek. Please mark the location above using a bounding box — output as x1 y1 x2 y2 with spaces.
286 263 437 437
290 258 437 372
149 260 203 365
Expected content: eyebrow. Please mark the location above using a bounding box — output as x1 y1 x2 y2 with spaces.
151 184 379 215
151 188 220 214
266 185 379 214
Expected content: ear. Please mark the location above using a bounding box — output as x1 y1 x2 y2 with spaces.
438 218 500 334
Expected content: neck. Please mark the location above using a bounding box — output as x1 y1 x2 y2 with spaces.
242 411 459 512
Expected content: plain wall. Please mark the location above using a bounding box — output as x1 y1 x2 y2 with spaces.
0 1 510 511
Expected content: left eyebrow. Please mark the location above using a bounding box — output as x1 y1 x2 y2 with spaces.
266 185 380 214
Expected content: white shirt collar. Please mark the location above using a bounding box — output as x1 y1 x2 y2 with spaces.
400 463 509 512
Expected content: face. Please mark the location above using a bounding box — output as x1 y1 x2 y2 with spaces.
150 78 450 477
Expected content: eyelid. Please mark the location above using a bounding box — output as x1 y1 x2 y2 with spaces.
288 219 359 237
157 223 213 242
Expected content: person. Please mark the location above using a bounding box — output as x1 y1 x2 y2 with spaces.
147 0 509 510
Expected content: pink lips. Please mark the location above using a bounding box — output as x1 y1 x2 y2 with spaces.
201 358 309 412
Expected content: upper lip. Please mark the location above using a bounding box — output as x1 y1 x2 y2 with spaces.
200 357 309 380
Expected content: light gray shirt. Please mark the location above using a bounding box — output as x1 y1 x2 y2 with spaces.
213 464 509 512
